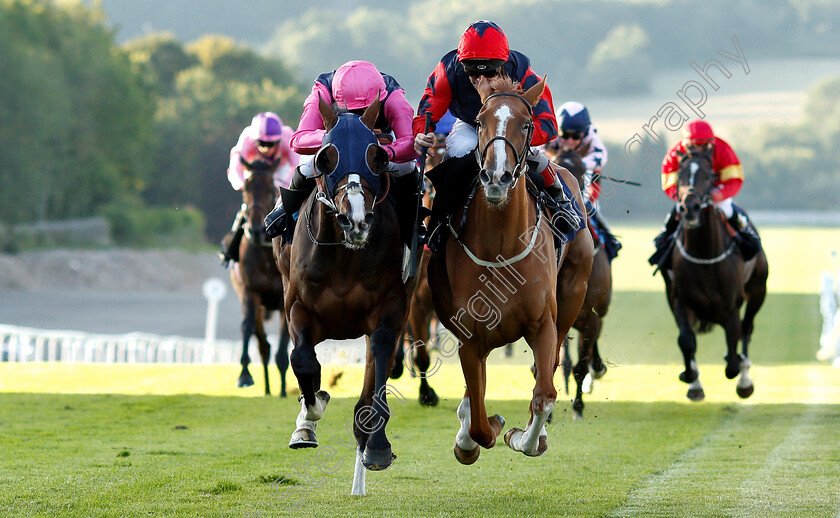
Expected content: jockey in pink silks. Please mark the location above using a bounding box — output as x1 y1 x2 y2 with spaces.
264 60 424 245
220 112 299 265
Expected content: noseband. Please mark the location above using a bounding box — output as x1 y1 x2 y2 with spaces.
475 92 534 181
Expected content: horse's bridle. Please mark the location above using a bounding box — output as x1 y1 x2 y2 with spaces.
678 151 715 212
475 92 534 183
306 172 389 247
242 171 276 247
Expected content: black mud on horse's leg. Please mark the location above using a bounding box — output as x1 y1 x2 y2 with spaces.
413 340 439 406
290 330 321 408
723 313 742 380
389 333 406 379
237 299 257 388
673 300 698 384
276 318 291 398
362 324 398 471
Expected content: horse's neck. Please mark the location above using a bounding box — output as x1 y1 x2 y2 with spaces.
682 209 728 255
466 181 533 255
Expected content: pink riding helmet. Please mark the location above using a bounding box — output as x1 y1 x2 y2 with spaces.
249 112 284 142
332 61 387 110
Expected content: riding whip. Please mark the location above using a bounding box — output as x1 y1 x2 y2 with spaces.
406 112 433 281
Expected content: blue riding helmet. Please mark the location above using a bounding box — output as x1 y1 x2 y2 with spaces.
319 113 382 197
557 101 591 133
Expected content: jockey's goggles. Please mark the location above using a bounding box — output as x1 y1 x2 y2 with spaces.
462 59 505 78
561 130 585 140
256 140 279 148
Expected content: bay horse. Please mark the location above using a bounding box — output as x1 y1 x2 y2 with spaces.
552 150 612 420
230 169 290 397
663 148 768 401
427 76 593 463
273 97 412 496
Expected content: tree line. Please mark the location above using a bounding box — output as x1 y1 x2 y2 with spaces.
1 0 838 248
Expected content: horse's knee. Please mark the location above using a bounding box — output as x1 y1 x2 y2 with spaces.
290 347 317 374
677 331 696 353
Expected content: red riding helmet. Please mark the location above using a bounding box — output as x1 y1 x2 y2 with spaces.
682 119 715 143
457 20 509 62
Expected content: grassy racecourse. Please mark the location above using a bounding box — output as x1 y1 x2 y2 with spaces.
1 225 840 516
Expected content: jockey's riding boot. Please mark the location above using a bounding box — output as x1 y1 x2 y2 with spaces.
592 210 622 261
389 171 429 247
424 154 479 253
265 166 315 243
649 207 679 267
525 159 581 235
728 209 761 261
220 204 246 266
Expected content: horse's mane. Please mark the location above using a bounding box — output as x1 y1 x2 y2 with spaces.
481 75 523 98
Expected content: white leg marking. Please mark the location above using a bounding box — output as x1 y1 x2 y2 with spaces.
455 397 479 451
737 356 753 389
351 448 366 496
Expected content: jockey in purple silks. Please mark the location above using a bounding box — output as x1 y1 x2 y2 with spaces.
221 112 299 266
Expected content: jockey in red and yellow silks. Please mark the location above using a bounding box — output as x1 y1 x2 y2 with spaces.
649 119 760 268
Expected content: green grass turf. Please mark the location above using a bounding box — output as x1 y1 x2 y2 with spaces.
0 393 838 517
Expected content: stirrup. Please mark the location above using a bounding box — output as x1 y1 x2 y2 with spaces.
264 207 286 239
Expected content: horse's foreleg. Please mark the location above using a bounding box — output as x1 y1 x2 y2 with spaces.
506 320 556 456
255 306 271 396
723 313 742 380
288 309 326 448
457 345 503 458
275 315 290 398
673 299 698 381
409 314 439 406
237 298 257 388
358 324 399 472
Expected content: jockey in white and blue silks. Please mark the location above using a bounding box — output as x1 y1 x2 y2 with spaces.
547 102 620 260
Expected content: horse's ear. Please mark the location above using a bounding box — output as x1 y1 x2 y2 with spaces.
368 144 389 174
523 76 546 107
361 93 381 130
475 76 493 102
319 95 338 131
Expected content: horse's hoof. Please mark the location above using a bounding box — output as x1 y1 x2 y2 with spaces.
419 387 439 406
362 447 395 471
592 365 607 379
679 370 697 384
279 390 287 398
736 384 754 399
453 444 480 465
289 428 318 449
523 435 548 457
489 414 506 437
572 410 583 421
503 427 522 449
725 366 740 380
237 375 254 388
687 388 705 402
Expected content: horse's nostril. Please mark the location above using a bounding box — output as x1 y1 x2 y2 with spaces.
500 172 513 186
479 170 491 184
336 214 352 230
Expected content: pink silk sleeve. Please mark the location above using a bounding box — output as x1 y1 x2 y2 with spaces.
381 88 419 163
227 128 251 191
290 83 332 155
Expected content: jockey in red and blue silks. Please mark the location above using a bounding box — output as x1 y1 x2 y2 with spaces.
412 20 582 250
221 112 300 265
265 60 423 245
649 119 761 268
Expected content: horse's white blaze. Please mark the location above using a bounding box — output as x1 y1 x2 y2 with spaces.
347 174 366 225
689 162 699 187
455 397 479 451
582 371 594 394
351 449 366 496
492 105 513 174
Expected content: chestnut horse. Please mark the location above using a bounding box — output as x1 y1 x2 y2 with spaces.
273 97 412 496
552 150 612 419
230 169 290 396
427 76 593 463
663 148 768 401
